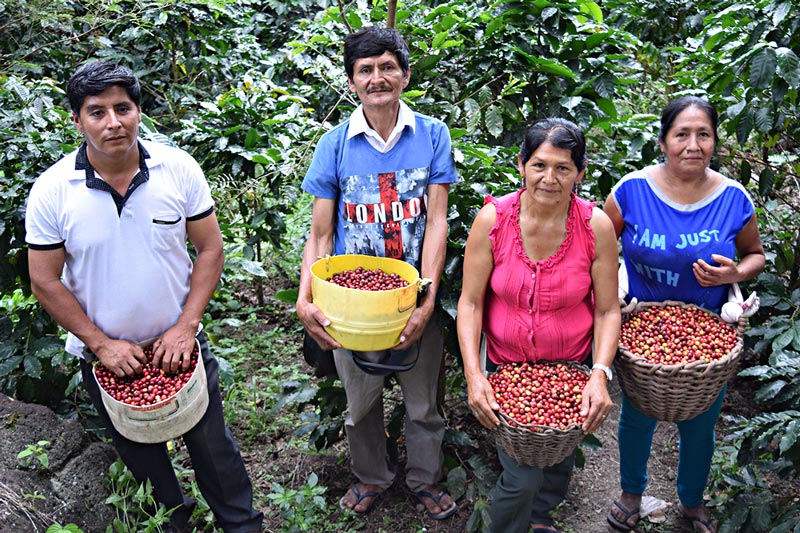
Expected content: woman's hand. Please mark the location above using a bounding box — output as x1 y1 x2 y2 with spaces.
466 373 501 430
579 374 613 434
693 254 739 287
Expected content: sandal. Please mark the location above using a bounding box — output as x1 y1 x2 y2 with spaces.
681 506 717 533
412 488 457 520
339 484 383 515
606 499 640 532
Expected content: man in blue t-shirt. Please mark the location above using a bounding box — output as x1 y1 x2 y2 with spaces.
296 27 459 520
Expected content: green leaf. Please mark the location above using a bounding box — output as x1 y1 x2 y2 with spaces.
595 98 617 119
735 111 753 146
772 327 795 351
432 31 449 49
578 0 603 23
754 107 773 133
779 419 798 453
22 354 42 379
445 466 468 500
0 354 23 377
776 47 800 88
444 428 475 447
749 47 777 90
739 159 752 186
485 105 503 138
755 380 786 402
273 288 298 304
513 47 578 80
757 167 775 197
464 98 481 133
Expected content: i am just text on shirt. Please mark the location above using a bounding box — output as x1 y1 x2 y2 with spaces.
628 224 723 288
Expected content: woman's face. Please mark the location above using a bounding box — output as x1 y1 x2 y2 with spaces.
518 141 584 206
659 105 716 175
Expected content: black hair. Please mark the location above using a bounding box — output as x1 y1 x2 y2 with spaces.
659 96 719 146
519 118 587 170
66 61 141 116
343 26 410 80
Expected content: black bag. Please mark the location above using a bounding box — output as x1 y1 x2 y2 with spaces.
302 330 338 378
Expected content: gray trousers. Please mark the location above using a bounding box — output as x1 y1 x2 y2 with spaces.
488 446 575 533
333 315 445 492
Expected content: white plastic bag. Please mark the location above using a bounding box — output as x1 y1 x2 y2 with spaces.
618 262 638 314
720 282 759 323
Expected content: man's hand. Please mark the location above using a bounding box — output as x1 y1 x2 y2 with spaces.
152 324 198 374
395 301 432 351
296 299 341 351
93 340 147 378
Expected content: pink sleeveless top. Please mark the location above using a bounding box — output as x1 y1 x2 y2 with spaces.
484 189 596 365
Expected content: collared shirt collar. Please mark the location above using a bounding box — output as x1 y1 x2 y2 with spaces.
76 140 151 215
347 100 416 153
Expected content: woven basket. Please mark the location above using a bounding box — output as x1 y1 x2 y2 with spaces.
493 361 588 468
615 300 745 423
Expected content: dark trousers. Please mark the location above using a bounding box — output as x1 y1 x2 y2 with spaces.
489 446 575 533
81 332 263 532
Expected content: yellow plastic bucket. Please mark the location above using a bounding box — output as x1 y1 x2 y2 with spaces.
94 338 208 443
311 254 429 351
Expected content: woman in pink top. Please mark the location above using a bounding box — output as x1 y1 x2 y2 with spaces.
457 118 621 533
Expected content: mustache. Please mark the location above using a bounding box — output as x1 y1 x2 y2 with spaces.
366 85 391 93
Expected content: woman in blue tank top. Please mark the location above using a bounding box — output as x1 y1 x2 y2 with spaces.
603 97 765 533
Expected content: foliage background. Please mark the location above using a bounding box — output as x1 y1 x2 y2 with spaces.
1 0 799 531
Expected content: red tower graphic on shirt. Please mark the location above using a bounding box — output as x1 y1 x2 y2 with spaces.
378 172 403 259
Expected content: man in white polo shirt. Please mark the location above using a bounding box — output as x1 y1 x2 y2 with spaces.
296 27 458 520
25 61 262 533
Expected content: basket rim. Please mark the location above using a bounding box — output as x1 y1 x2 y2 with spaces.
618 300 745 370
497 411 583 434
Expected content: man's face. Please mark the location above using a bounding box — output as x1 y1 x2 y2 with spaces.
73 85 141 162
348 51 410 110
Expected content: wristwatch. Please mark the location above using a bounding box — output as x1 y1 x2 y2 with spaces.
592 363 613 381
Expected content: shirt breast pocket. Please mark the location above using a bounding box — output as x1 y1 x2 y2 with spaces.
151 214 184 252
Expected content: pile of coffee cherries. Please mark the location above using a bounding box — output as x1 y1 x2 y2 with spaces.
95 344 199 407
620 305 738 365
327 266 409 291
488 362 589 430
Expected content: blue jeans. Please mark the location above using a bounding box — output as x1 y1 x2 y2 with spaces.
618 386 725 507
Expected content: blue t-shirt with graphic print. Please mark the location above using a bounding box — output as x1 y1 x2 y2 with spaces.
610 169 755 312
302 111 458 270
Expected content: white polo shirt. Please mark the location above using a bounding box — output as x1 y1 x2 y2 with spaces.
25 139 214 357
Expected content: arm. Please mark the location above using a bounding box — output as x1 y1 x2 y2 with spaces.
456 203 500 429
152 212 224 373
580 208 621 434
28 248 147 377
602 194 625 238
295 197 340 350
395 183 450 350
693 214 766 287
